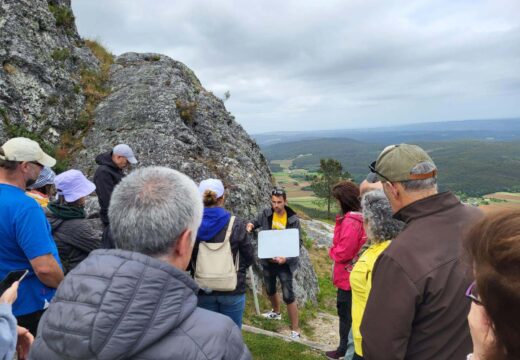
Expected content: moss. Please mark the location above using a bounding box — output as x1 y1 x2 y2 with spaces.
3 62 16 74
51 48 70 62
47 95 59 106
175 99 198 125
145 55 161 62
48 4 75 31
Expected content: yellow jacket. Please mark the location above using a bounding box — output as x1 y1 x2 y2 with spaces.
350 240 391 356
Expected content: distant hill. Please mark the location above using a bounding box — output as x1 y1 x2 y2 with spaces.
253 118 520 146
262 138 520 196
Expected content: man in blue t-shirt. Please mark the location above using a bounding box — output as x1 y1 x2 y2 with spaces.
0 137 64 335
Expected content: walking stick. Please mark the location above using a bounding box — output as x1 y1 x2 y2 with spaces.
249 266 260 315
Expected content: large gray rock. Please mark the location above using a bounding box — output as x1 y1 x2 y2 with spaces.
0 0 97 144
73 52 273 219
73 52 318 302
301 219 334 248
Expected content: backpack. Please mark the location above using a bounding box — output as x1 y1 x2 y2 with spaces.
194 216 239 291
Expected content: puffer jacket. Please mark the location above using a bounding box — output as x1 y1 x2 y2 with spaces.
93 152 124 225
29 249 251 360
329 212 366 291
251 206 302 273
46 210 102 274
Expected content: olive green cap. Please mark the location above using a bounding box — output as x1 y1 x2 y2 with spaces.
372 144 437 182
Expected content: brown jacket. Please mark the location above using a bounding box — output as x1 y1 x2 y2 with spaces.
361 192 483 360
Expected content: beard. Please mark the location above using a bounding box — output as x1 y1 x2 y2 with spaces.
25 177 36 188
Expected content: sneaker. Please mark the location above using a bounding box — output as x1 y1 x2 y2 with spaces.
261 309 281 320
325 350 345 360
290 330 301 340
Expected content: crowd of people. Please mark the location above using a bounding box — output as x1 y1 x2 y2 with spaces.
0 136 518 360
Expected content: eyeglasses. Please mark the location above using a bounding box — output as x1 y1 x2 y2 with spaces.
271 189 286 196
369 161 391 183
465 281 482 305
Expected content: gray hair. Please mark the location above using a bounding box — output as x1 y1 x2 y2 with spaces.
400 161 437 191
361 190 405 243
109 166 203 257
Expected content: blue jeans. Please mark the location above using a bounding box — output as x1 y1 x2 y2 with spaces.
198 293 246 328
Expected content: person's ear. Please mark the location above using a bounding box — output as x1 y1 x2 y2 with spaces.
173 229 194 258
383 181 399 200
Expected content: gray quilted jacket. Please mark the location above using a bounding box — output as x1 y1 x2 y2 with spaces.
29 249 251 360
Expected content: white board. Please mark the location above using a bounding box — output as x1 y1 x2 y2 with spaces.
258 229 300 259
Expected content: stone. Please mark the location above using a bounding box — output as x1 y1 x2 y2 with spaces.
0 0 98 144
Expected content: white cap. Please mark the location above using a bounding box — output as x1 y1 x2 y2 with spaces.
113 144 137 164
0 137 56 167
198 179 225 198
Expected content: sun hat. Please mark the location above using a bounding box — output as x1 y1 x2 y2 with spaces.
198 178 225 198
27 167 56 189
113 144 137 164
0 137 56 167
368 144 437 183
54 170 96 203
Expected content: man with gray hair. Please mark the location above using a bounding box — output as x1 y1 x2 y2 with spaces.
30 167 251 359
360 144 483 360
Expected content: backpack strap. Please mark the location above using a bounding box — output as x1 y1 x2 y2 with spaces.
224 216 239 272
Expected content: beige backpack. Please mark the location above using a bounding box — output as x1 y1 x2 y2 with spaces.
194 216 239 291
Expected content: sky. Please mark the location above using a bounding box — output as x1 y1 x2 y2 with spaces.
71 0 520 134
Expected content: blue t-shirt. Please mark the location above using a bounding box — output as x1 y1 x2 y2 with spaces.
0 184 62 316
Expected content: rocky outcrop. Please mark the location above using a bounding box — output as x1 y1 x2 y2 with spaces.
302 219 334 248
0 0 97 144
73 52 273 219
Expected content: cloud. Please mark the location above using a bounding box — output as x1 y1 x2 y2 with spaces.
72 0 520 133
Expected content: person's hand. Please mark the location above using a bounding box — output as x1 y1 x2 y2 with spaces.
272 257 286 264
16 326 34 360
246 223 254 233
468 302 495 360
0 281 19 305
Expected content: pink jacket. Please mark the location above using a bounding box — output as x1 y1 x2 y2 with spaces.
329 212 366 291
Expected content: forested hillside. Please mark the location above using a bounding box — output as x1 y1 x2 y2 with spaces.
262 139 520 196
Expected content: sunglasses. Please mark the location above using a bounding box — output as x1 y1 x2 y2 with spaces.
465 281 482 305
271 189 286 196
368 161 391 183
26 161 43 169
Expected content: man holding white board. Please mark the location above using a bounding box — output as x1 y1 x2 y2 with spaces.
246 189 302 339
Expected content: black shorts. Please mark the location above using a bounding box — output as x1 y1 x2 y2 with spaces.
262 264 295 304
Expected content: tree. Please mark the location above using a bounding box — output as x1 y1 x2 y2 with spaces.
310 158 351 218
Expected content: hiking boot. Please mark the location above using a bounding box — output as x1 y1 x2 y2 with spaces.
325 349 345 359
261 309 281 320
290 330 301 340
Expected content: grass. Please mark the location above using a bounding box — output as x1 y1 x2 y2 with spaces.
243 332 325 359
53 39 114 171
48 3 75 34
51 48 70 62
310 247 336 315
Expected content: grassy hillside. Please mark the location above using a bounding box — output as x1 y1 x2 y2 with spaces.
263 139 520 196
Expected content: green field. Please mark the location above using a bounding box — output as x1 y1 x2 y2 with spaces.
243 332 325 359
270 161 339 221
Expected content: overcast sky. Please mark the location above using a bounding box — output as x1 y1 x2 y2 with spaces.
71 0 520 134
